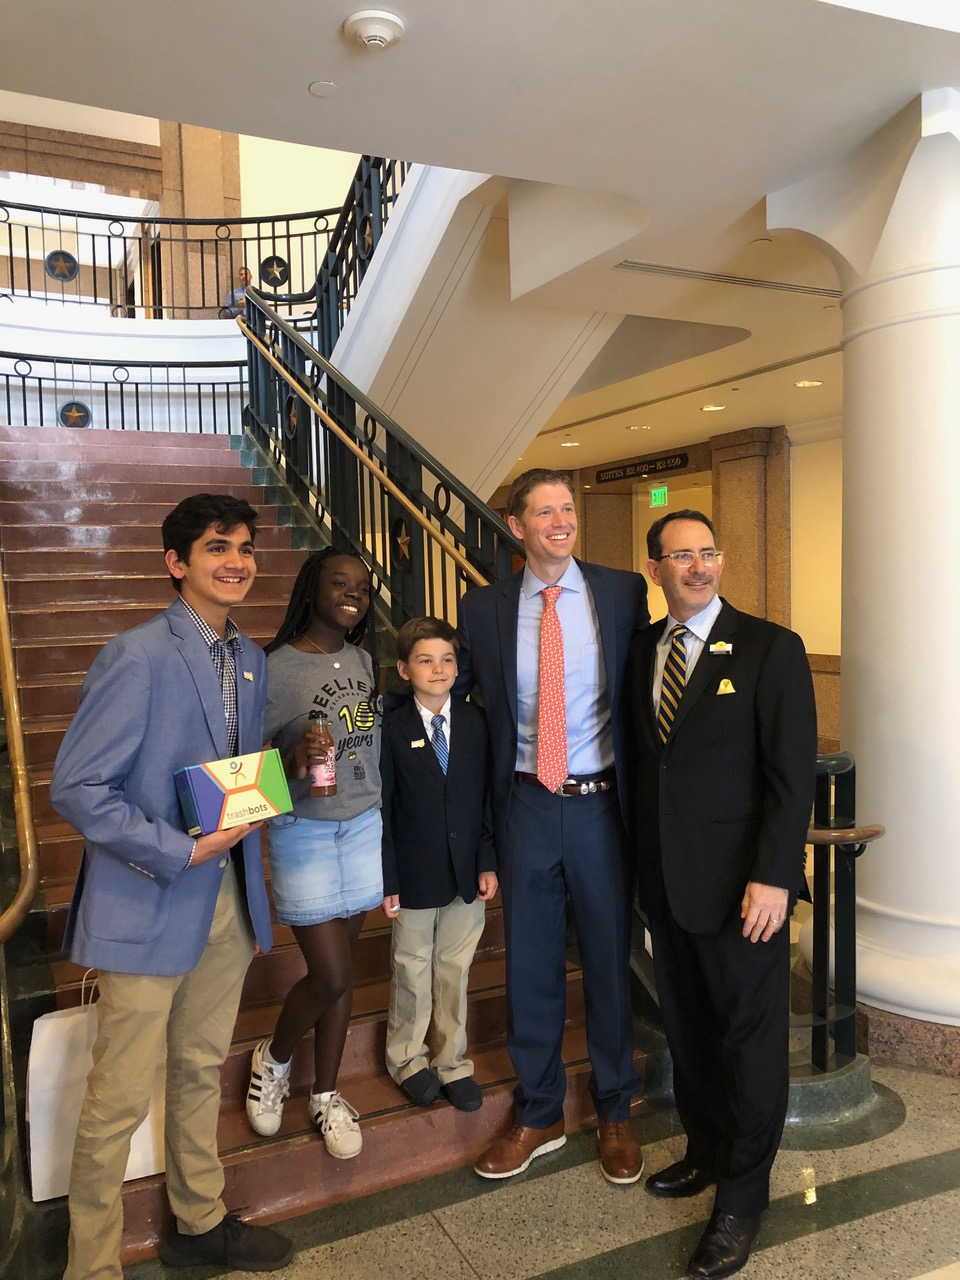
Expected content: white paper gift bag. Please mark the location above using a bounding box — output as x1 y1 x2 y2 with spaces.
26 975 166 1201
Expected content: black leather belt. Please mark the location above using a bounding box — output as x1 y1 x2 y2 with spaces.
516 771 615 797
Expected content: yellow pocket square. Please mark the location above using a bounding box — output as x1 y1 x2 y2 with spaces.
717 679 736 695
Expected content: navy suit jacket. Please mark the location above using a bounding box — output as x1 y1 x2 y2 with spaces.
51 600 273 975
380 695 496 908
454 559 649 839
630 599 817 934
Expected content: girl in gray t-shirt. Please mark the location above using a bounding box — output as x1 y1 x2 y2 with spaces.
245 549 382 1161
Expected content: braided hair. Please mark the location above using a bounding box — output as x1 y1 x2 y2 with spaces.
266 547 379 689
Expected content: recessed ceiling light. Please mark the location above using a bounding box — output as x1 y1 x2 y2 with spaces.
795 379 823 388
626 424 639 431
642 424 651 430
560 440 581 447
700 404 726 412
307 81 338 97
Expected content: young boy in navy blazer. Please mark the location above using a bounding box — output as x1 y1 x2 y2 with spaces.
380 617 498 1111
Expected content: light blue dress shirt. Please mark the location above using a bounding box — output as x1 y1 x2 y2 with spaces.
515 559 613 777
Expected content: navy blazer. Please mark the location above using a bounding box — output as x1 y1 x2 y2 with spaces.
454 559 649 839
380 695 496 908
51 600 273 975
630 599 817 934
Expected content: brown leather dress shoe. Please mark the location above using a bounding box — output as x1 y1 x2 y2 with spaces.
473 1120 566 1179
597 1119 644 1184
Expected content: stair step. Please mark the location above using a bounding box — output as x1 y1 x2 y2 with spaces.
0 444 244 468
0 426 243 448
9 599 289 642
0 460 248 488
0 523 296 551
0 500 282 527
8 570 297 610
5 547 307 581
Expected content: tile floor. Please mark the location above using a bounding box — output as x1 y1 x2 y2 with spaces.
126 1063 960 1280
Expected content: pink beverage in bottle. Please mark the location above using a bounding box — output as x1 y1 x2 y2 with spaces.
307 711 337 797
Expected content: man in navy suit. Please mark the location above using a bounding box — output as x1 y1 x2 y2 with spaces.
455 468 649 1183
630 510 816 1279
51 493 293 1278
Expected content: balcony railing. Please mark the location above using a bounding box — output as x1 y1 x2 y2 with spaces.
0 349 247 434
242 289 519 627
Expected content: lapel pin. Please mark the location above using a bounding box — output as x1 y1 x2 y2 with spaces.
411 738 426 748
242 670 254 681
709 641 733 655
717 678 736 695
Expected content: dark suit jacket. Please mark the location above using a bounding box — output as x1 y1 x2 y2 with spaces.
455 559 649 839
631 599 817 935
380 695 496 908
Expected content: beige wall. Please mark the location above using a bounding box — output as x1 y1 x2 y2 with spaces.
238 137 359 218
790 430 842 655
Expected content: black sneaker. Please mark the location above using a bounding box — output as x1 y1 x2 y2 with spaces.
159 1211 294 1271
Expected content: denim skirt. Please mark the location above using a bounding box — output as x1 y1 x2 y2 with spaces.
266 807 383 926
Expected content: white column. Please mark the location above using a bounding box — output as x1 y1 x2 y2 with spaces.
769 89 960 1024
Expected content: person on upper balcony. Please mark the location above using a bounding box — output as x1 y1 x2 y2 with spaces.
222 265 252 319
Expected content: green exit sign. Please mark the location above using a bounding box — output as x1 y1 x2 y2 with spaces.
649 485 669 508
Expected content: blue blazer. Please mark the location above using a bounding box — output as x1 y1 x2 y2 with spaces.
51 600 273 975
454 559 649 839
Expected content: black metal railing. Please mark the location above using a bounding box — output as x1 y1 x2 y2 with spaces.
242 291 519 628
804 751 884 1073
252 157 409 358
0 200 342 320
0 350 247 435
0 156 409 328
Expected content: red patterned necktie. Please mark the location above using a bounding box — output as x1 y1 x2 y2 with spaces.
537 585 568 793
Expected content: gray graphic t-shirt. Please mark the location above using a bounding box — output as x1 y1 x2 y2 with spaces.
265 643 382 822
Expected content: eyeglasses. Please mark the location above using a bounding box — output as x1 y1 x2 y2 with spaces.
657 549 724 567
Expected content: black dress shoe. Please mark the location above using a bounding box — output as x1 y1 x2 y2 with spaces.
646 1159 716 1198
686 1212 760 1279
441 1075 483 1112
399 1068 441 1106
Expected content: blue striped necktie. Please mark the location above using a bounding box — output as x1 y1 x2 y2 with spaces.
431 714 448 774
658 625 688 744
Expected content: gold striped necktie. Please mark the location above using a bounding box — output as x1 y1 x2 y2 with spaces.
658 624 688 744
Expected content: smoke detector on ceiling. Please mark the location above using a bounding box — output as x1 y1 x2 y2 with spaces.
342 9 406 49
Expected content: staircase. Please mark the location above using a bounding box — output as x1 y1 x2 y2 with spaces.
0 424 654 1271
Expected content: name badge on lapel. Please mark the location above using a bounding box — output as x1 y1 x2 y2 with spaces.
717 678 736 695
242 670 254 682
709 641 733 656
411 739 426 748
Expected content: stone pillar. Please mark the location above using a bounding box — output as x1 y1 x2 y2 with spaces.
769 89 960 1026
159 122 241 318
710 425 791 626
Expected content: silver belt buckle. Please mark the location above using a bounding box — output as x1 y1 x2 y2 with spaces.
555 777 575 796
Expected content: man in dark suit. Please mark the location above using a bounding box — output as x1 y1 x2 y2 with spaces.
380 615 498 1113
455 468 649 1184
631 509 816 1279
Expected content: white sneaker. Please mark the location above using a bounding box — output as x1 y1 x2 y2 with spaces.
246 1039 290 1137
310 1091 362 1159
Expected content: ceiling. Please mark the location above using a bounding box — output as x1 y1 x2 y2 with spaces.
1 0 956 480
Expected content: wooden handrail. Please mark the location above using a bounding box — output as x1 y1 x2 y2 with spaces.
0 558 39 944
239 320 488 588
806 823 885 846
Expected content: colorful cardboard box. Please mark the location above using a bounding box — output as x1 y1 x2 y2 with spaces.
175 748 293 836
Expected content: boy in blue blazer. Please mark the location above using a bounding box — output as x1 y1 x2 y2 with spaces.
380 617 498 1111
50 494 293 1278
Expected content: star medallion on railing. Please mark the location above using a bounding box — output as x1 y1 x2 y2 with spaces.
44 250 79 283
390 517 413 571
58 401 91 428
259 255 289 288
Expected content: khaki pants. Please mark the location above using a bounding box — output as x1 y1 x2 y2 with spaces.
385 896 485 1085
64 863 253 1280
